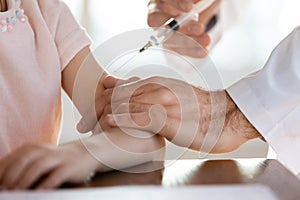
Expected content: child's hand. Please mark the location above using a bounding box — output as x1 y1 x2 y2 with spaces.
0 127 165 190
77 76 140 134
0 142 99 190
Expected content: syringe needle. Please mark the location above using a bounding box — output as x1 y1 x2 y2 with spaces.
115 0 215 72
139 41 153 53
139 0 215 53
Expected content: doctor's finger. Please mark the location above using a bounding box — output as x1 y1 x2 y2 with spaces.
109 104 169 131
107 113 150 131
154 1 181 17
104 83 162 104
103 76 140 89
113 103 154 114
112 103 195 119
165 31 210 48
180 20 205 37
99 103 153 132
164 34 210 58
106 112 179 135
160 0 194 12
147 0 193 28
165 45 208 58
148 11 171 28
198 0 221 27
129 88 177 106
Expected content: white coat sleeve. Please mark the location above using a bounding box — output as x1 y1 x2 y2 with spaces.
226 26 300 175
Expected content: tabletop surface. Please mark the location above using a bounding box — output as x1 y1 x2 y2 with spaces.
67 159 300 200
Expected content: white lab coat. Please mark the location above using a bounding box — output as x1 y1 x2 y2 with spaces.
227 26 300 175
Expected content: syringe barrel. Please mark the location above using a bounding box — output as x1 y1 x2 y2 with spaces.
177 0 216 24
150 25 174 46
148 0 215 47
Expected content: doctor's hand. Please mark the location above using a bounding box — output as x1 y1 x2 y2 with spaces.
147 0 221 57
101 77 261 153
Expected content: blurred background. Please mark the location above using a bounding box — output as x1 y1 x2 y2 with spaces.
59 0 300 159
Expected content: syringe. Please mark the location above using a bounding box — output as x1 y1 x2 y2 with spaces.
139 0 216 53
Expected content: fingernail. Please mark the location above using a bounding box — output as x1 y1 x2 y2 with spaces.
196 49 208 58
36 186 47 191
199 35 211 46
77 119 87 133
107 115 119 126
188 24 205 35
6 185 14 190
180 1 192 12
106 115 114 125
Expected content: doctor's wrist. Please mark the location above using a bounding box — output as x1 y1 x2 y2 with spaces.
225 92 262 143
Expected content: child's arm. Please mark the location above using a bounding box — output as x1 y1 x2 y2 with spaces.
0 129 165 190
61 46 108 133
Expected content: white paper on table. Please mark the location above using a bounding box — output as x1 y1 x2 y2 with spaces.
0 184 279 200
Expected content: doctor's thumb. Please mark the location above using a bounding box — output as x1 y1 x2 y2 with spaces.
103 76 140 89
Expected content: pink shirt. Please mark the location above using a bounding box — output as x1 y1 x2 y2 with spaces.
0 0 91 157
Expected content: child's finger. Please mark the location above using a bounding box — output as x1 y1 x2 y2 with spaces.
77 88 113 133
114 103 153 114
36 167 71 190
106 112 180 140
107 103 168 133
0 146 44 189
16 156 60 189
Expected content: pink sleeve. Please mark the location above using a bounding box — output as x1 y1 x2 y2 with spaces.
38 0 92 71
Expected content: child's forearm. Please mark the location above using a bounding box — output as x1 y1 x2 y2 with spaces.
62 46 107 117
82 128 166 172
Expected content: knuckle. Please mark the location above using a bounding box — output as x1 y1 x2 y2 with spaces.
105 88 113 96
130 76 140 82
159 88 175 103
148 76 161 83
147 13 161 28
16 156 30 167
119 103 129 112
104 104 111 112
130 103 139 113
43 178 59 189
46 171 67 188
31 158 50 170
20 144 35 152
157 2 168 12
105 93 112 104
129 95 137 103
